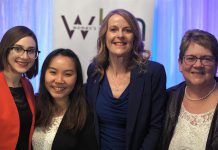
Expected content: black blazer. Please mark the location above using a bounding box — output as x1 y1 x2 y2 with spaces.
86 61 167 150
52 111 98 150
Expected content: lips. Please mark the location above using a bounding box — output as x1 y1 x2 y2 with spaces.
113 41 127 45
191 71 204 75
52 86 65 92
16 60 29 67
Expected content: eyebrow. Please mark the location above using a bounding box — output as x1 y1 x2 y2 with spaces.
48 67 75 72
185 55 214 57
108 25 131 28
13 44 36 49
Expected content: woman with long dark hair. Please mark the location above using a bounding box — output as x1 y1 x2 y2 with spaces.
32 48 97 150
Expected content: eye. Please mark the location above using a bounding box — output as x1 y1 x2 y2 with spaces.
27 48 36 54
123 28 132 33
65 73 73 76
110 28 117 32
48 70 56 75
185 56 196 62
12 46 23 52
64 71 75 77
108 27 117 32
202 56 215 62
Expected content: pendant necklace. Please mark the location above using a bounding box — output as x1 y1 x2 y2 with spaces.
110 72 120 92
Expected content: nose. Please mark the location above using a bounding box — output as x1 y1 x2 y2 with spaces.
193 58 203 67
20 51 29 58
55 74 64 84
117 30 124 37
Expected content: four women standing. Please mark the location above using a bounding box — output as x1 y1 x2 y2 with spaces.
1 9 217 150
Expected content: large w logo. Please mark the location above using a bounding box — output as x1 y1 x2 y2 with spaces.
61 15 95 39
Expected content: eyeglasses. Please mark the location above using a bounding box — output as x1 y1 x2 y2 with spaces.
9 46 40 59
183 55 216 66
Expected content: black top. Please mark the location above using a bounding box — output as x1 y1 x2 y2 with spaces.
52 110 98 150
10 87 32 150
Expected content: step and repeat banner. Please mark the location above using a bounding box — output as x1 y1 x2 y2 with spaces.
53 0 154 79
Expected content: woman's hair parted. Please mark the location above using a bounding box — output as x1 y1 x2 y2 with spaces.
36 48 87 133
0 26 39 78
179 29 218 62
92 9 146 78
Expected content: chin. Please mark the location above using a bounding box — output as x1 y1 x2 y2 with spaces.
189 80 207 86
16 68 31 74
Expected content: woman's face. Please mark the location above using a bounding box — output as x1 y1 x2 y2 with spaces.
106 14 134 58
179 42 217 87
45 55 77 103
6 36 36 75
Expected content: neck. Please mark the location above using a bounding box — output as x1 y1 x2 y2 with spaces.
108 55 129 72
108 60 128 76
53 98 69 116
108 64 127 76
3 70 22 87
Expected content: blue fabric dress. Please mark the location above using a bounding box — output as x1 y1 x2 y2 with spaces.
96 75 129 150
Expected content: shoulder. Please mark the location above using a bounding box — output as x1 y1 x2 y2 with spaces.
135 61 166 80
0 71 3 77
131 61 166 91
87 63 101 83
0 72 5 83
87 63 96 76
146 61 165 73
21 77 34 92
166 82 186 106
136 60 165 75
21 77 32 86
167 82 186 94
147 60 164 67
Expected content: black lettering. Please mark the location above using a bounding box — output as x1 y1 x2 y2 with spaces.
61 15 74 38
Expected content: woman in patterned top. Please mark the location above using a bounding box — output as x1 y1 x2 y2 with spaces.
160 29 218 150
32 49 97 150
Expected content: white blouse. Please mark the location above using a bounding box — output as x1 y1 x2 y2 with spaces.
32 116 63 150
168 104 215 150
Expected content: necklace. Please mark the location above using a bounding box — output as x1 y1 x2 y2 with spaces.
107 67 130 93
185 81 217 101
110 72 121 92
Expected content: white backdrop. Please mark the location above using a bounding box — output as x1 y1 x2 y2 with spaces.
53 0 154 80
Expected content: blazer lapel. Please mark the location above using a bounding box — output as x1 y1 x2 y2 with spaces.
126 68 146 147
21 77 35 150
21 77 35 116
90 74 101 145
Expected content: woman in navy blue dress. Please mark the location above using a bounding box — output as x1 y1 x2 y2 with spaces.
86 9 167 150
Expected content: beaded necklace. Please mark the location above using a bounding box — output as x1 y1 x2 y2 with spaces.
185 81 217 101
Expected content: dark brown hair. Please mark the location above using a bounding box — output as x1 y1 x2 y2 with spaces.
36 48 87 133
179 29 218 62
0 26 39 78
